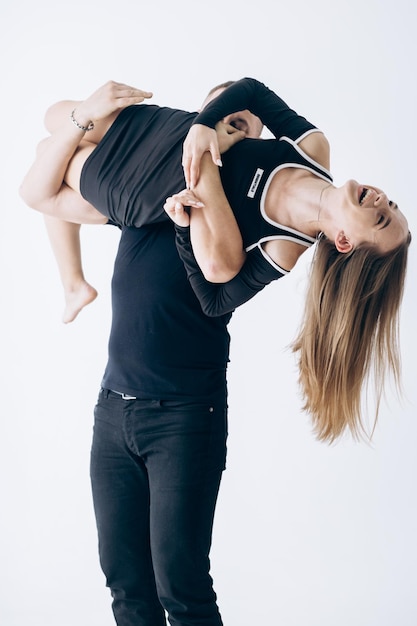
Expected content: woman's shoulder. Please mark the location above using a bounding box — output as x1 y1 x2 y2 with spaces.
298 131 330 170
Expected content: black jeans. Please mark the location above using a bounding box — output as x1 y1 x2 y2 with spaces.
90 389 228 626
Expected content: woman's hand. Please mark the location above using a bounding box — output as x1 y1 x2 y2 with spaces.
72 81 153 129
164 189 205 227
182 123 245 189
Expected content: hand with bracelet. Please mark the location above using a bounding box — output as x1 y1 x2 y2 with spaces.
70 80 153 136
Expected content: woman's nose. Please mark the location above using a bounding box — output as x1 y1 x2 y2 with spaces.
375 192 389 207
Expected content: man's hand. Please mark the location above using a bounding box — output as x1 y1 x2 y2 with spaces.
215 121 246 154
72 81 153 129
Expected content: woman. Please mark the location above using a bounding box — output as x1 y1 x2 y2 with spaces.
20 77 411 442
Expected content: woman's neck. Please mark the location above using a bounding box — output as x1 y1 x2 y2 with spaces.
266 169 332 239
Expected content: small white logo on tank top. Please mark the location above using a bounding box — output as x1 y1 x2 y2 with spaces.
247 168 264 198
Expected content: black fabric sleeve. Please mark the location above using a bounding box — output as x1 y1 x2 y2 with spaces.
194 77 317 140
174 225 284 317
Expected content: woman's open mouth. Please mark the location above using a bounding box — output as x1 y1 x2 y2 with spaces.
359 187 372 205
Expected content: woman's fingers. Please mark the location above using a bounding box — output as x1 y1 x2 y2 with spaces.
163 190 204 226
164 198 190 227
182 125 221 189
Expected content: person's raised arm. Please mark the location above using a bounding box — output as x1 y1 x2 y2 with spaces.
183 77 318 188
194 77 316 139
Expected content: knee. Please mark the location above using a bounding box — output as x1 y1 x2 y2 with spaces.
44 99 77 133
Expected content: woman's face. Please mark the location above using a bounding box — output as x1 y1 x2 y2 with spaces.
338 180 409 253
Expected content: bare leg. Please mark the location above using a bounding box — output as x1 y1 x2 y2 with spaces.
44 215 98 323
29 137 105 322
44 99 119 144
21 85 150 322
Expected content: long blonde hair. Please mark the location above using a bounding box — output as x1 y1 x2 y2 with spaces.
291 232 411 443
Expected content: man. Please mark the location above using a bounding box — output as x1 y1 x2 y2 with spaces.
89 84 262 625
19 78 263 624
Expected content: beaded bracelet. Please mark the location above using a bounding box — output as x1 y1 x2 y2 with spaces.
70 109 95 132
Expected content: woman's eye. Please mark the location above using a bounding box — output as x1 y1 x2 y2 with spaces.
377 214 384 225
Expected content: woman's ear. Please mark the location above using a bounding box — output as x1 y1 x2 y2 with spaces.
335 231 353 253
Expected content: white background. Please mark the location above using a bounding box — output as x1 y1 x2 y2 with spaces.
1 1 416 624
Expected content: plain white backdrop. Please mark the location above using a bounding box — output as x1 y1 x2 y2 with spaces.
1 1 416 624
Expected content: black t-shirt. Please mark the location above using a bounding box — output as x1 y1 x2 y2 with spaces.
101 222 231 399
80 104 195 228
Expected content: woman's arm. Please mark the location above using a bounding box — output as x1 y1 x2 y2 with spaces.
165 152 246 283
174 225 284 316
165 170 285 315
194 77 316 139
183 77 319 187
165 121 247 283
190 152 246 282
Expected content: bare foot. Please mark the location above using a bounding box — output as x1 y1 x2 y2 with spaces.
62 280 98 323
